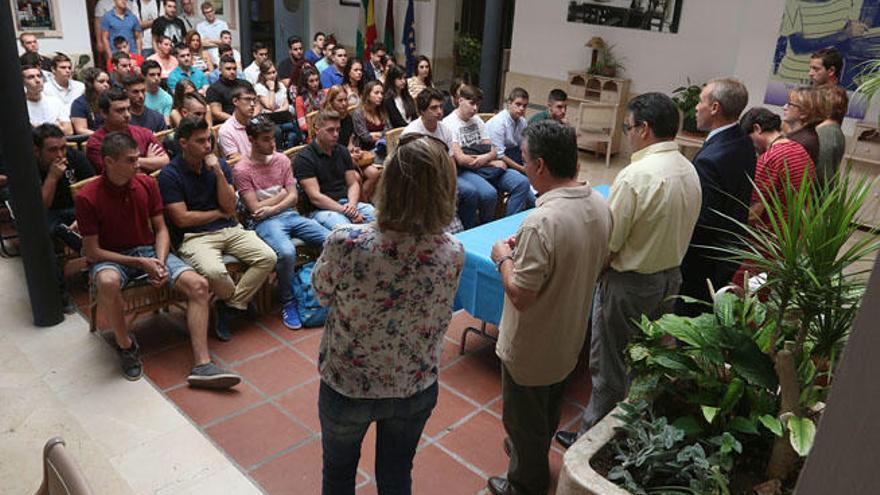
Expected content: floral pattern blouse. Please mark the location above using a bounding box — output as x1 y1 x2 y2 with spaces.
312 223 465 399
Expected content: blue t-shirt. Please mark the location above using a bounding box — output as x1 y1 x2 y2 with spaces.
167 66 210 92
144 88 173 117
130 107 167 133
101 10 142 55
158 155 238 236
305 49 322 64
70 95 103 131
320 66 344 89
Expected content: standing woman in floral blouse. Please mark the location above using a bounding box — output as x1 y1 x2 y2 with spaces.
312 134 464 495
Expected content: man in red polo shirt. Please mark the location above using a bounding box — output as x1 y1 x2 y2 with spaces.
76 132 240 388
86 87 169 173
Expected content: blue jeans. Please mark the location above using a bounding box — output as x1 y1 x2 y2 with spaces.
319 380 438 495
458 167 534 228
310 200 376 231
275 122 302 149
254 210 330 304
90 245 193 287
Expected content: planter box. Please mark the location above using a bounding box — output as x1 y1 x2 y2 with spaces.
556 406 632 495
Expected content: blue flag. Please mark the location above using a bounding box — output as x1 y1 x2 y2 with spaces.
402 0 416 76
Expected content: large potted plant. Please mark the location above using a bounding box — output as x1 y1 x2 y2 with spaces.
671 80 704 135
557 172 879 494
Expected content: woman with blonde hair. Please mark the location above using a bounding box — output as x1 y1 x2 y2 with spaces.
816 85 848 183
322 85 381 199
312 134 464 495
185 30 213 73
783 87 822 164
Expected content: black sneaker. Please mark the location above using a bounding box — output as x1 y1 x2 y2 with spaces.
187 362 241 390
117 337 142 381
214 302 247 342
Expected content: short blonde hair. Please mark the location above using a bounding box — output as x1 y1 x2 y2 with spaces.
788 87 824 127
374 135 457 234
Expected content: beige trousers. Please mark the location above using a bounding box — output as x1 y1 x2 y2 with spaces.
178 226 277 310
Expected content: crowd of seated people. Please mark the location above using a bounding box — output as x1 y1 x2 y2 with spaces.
14 9 856 492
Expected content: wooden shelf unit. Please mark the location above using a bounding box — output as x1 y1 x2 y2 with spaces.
843 121 880 228
567 71 630 155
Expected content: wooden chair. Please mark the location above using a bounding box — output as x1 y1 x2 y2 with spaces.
154 128 174 142
305 111 318 142
34 437 94 495
569 97 619 168
385 127 404 158
69 175 186 332
477 113 495 123
283 144 308 159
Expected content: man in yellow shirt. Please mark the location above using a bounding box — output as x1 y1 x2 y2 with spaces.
556 93 702 449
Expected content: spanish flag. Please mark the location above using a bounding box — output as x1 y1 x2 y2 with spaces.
357 0 378 60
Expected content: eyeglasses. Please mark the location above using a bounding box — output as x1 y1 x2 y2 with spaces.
622 121 643 135
397 132 449 152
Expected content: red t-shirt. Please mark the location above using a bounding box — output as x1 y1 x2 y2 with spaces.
75 173 163 252
106 53 145 73
86 125 163 174
751 139 815 226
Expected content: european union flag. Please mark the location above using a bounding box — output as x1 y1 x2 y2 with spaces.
402 0 416 76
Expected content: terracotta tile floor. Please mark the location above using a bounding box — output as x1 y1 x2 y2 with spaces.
72 288 591 494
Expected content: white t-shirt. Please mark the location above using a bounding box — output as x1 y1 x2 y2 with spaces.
255 82 287 111
442 112 488 148
402 118 454 156
243 62 260 85
197 18 230 62
44 78 84 119
27 94 66 127
135 0 162 50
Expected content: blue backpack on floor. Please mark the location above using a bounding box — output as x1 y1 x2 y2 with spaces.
291 261 327 327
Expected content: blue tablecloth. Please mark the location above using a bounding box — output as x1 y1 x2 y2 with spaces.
453 184 610 325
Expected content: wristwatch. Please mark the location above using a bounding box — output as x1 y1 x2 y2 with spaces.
495 255 514 272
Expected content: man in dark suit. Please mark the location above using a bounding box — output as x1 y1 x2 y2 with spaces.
363 41 387 83
675 78 756 316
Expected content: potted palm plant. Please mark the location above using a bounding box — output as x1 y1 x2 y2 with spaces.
557 172 880 495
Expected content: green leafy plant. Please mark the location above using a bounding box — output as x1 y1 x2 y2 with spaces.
453 35 482 84
671 80 704 133
590 44 626 77
708 169 880 479
607 401 733 495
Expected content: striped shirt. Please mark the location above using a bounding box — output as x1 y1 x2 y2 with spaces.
752 140 815 225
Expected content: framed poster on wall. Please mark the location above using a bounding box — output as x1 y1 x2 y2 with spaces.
206 0 237 29
9 0 62 37
565 0 683 34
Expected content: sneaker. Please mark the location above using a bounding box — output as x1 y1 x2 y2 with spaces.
187 362 241 390
282 301 303 330
117 337 142 381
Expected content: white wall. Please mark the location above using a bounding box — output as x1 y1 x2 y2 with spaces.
308 0 437 64
19 1 93 59
509 0 878 131
510 0 780 98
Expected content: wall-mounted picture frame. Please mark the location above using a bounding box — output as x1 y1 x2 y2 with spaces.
565 0 683 34
340 0 361 6
9 0 62 38
206 0 237 29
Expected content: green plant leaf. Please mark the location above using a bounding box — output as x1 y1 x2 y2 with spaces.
758 414 784 437
729 416 759 435
701 406 719 424
788 416 816 456
672 416 703 436
629 343 650 362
